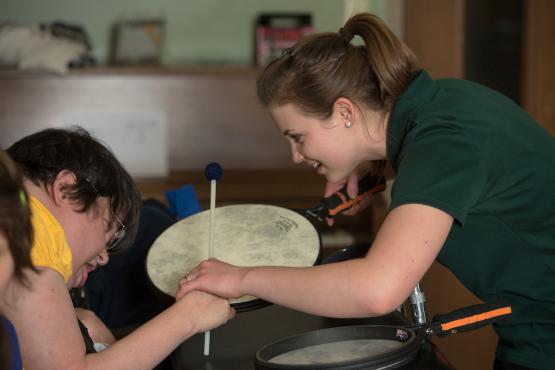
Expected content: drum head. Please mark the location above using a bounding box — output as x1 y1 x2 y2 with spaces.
146 204 322 312
254 325 422 370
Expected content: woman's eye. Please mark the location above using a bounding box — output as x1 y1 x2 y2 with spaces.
291 135 303 143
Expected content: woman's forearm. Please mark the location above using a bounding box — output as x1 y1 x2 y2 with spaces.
241 259 398 318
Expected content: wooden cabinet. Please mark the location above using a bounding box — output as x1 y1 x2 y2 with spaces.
0 67 293 172
522 0 555 136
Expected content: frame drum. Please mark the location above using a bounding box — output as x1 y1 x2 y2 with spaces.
254 325 423 370
146 204 322 312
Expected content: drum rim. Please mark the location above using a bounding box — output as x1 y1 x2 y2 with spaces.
231 297 272 312
254 324 423 370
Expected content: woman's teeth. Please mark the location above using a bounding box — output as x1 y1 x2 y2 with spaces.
313 162 320 168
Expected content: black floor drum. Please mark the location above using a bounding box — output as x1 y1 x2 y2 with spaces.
255 325 424 370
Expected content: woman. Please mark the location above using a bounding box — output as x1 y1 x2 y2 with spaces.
3 127 235 370
0 148 36 370
178 13 555 370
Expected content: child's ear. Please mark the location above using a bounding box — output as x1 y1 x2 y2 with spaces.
51 170 77 206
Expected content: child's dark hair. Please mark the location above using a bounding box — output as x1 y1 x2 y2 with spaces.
7 127 141 252
0 149 35 284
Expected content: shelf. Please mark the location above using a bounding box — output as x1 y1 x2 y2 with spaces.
0 65 260 78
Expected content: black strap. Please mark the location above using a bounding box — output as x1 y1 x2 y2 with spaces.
77 319 96 354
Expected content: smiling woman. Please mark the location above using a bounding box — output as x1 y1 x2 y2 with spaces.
176 12 555 370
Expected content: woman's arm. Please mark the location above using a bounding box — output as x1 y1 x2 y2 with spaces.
179 203 453 318
5 267 234 370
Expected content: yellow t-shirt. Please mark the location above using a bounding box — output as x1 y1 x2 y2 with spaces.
29 196 73 283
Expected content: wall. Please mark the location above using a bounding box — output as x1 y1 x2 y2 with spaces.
0 0 396 176
0 0 391 65
0 68 291 174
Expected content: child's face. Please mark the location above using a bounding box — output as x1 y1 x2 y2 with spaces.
63 197 114 288
0 231 15 297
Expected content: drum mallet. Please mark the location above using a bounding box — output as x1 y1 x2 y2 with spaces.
203 162 223 356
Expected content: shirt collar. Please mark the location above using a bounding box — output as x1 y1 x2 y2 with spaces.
386 70 438 170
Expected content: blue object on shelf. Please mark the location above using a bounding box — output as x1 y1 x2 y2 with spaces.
165 184 202 219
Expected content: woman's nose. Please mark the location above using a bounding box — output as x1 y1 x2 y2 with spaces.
291 146 304 164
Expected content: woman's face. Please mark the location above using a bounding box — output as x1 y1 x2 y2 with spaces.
0 231 15 297
270 103 384 183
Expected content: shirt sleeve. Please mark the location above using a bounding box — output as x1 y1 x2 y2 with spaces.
390 120 487 224
30 219 73 283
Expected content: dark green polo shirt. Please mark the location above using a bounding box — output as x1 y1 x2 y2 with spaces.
387 70 555 369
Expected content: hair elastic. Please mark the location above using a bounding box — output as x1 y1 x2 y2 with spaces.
19 190 27 206
339 27 354 44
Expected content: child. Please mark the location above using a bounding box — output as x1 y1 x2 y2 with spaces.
3 127 234 370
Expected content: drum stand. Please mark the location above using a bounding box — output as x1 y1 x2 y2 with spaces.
409 283 428 325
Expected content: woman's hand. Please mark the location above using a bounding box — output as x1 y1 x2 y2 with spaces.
324 170 372 226
176 258 249 301
175 290 235 334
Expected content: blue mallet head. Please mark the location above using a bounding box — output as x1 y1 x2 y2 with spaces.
204 162 223 181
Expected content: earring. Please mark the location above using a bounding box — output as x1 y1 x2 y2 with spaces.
345 121 353 128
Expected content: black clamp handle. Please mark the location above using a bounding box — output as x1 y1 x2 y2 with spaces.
304 174 386 221
412 300 512 338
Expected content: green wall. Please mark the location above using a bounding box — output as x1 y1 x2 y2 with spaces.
0 0 388 65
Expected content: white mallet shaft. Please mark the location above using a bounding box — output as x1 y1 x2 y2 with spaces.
204 179 217 356
208 179 216 256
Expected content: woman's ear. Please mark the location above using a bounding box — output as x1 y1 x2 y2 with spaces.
333 97 356 125
51 170 77 206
